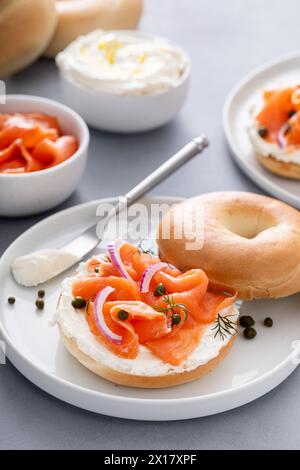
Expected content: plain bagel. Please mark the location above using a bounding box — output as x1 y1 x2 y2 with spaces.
0 0 57 78
157 192 300 300
44 0 143 58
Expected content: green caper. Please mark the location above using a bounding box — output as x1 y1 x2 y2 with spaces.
8 297 15 305
154 283 167 297
258 126 268 138
71 296 86 309
118 310 129 321
243 327 257 340
172 313 181 325
239 316 255 328
35 299 44 310
264 317 273 327
38 289 45 298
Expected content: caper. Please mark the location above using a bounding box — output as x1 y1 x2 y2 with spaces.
288 109 296 118
35 299 44 310
264 317 273 327
8 297 15 305
239 315 255 328
258 126 268 138
154 283 167 297
172 313 181 325
243 327 257 340
38 289 45 298
71 296 86 309
118 310 129 321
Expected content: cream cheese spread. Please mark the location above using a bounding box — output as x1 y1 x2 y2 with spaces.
56 30 190 96
12 249 80 287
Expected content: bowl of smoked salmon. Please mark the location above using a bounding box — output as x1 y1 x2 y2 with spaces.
0 95 89 217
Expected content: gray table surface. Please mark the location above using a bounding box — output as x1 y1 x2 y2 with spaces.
1 0 300 450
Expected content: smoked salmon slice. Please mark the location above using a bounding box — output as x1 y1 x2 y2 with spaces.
86 300 170 359
32 136 78 166
0 139 44 173
72 275 141 302
0 113 78 173
257 88 295 134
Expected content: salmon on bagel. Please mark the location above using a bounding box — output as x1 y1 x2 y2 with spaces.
248 85 300 180
55 240 239 388
157 192 300 300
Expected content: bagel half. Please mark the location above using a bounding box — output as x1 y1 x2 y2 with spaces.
157 192 300 300
257 153 300 180
0 0 57 78
60 326 236 389
44 0 143 58
56 270 238 389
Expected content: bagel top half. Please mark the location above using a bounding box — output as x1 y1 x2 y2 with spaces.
0 0 57 78
157 192 300 300
44 0 143 58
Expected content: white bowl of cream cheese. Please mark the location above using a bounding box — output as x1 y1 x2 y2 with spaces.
56 30 191 133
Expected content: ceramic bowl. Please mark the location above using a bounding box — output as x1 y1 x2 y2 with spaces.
0 95 89 217
58 32 191 133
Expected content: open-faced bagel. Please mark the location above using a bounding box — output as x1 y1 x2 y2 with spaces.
0 0 57 78
55 256 239 389
44 0 143 58
157 192 300 300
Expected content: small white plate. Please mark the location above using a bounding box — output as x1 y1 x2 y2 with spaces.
1 197 300 421
223 53 300 208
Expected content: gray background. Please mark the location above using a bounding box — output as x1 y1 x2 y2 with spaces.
0 0 299 450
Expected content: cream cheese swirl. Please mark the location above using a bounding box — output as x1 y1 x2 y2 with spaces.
56 30 190 96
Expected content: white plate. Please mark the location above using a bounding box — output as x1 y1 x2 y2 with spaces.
223 53 300 208
1 197 300 421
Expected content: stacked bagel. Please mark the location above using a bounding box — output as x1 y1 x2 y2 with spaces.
0 0 143 78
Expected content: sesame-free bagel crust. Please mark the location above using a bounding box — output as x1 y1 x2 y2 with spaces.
157 192 300 299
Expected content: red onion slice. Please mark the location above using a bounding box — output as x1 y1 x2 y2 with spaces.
140 262 170 293
93 286 122 344
277 122 290 149
107 239 132 282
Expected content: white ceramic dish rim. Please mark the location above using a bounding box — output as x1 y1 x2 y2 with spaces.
0 196 297 410
58 29 192 98
223 51 300 208
0 95 90 180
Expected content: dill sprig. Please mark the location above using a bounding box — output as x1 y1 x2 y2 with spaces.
153 293 188 321
137 241 156 257
211 313 237 341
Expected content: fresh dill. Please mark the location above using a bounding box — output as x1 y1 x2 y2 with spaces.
153 293 188 321
211 313 237 341
137 241 156 257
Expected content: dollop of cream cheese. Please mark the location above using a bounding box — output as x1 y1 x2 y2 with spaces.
12 249 80 287
56 30 190 96
55 261 239 377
